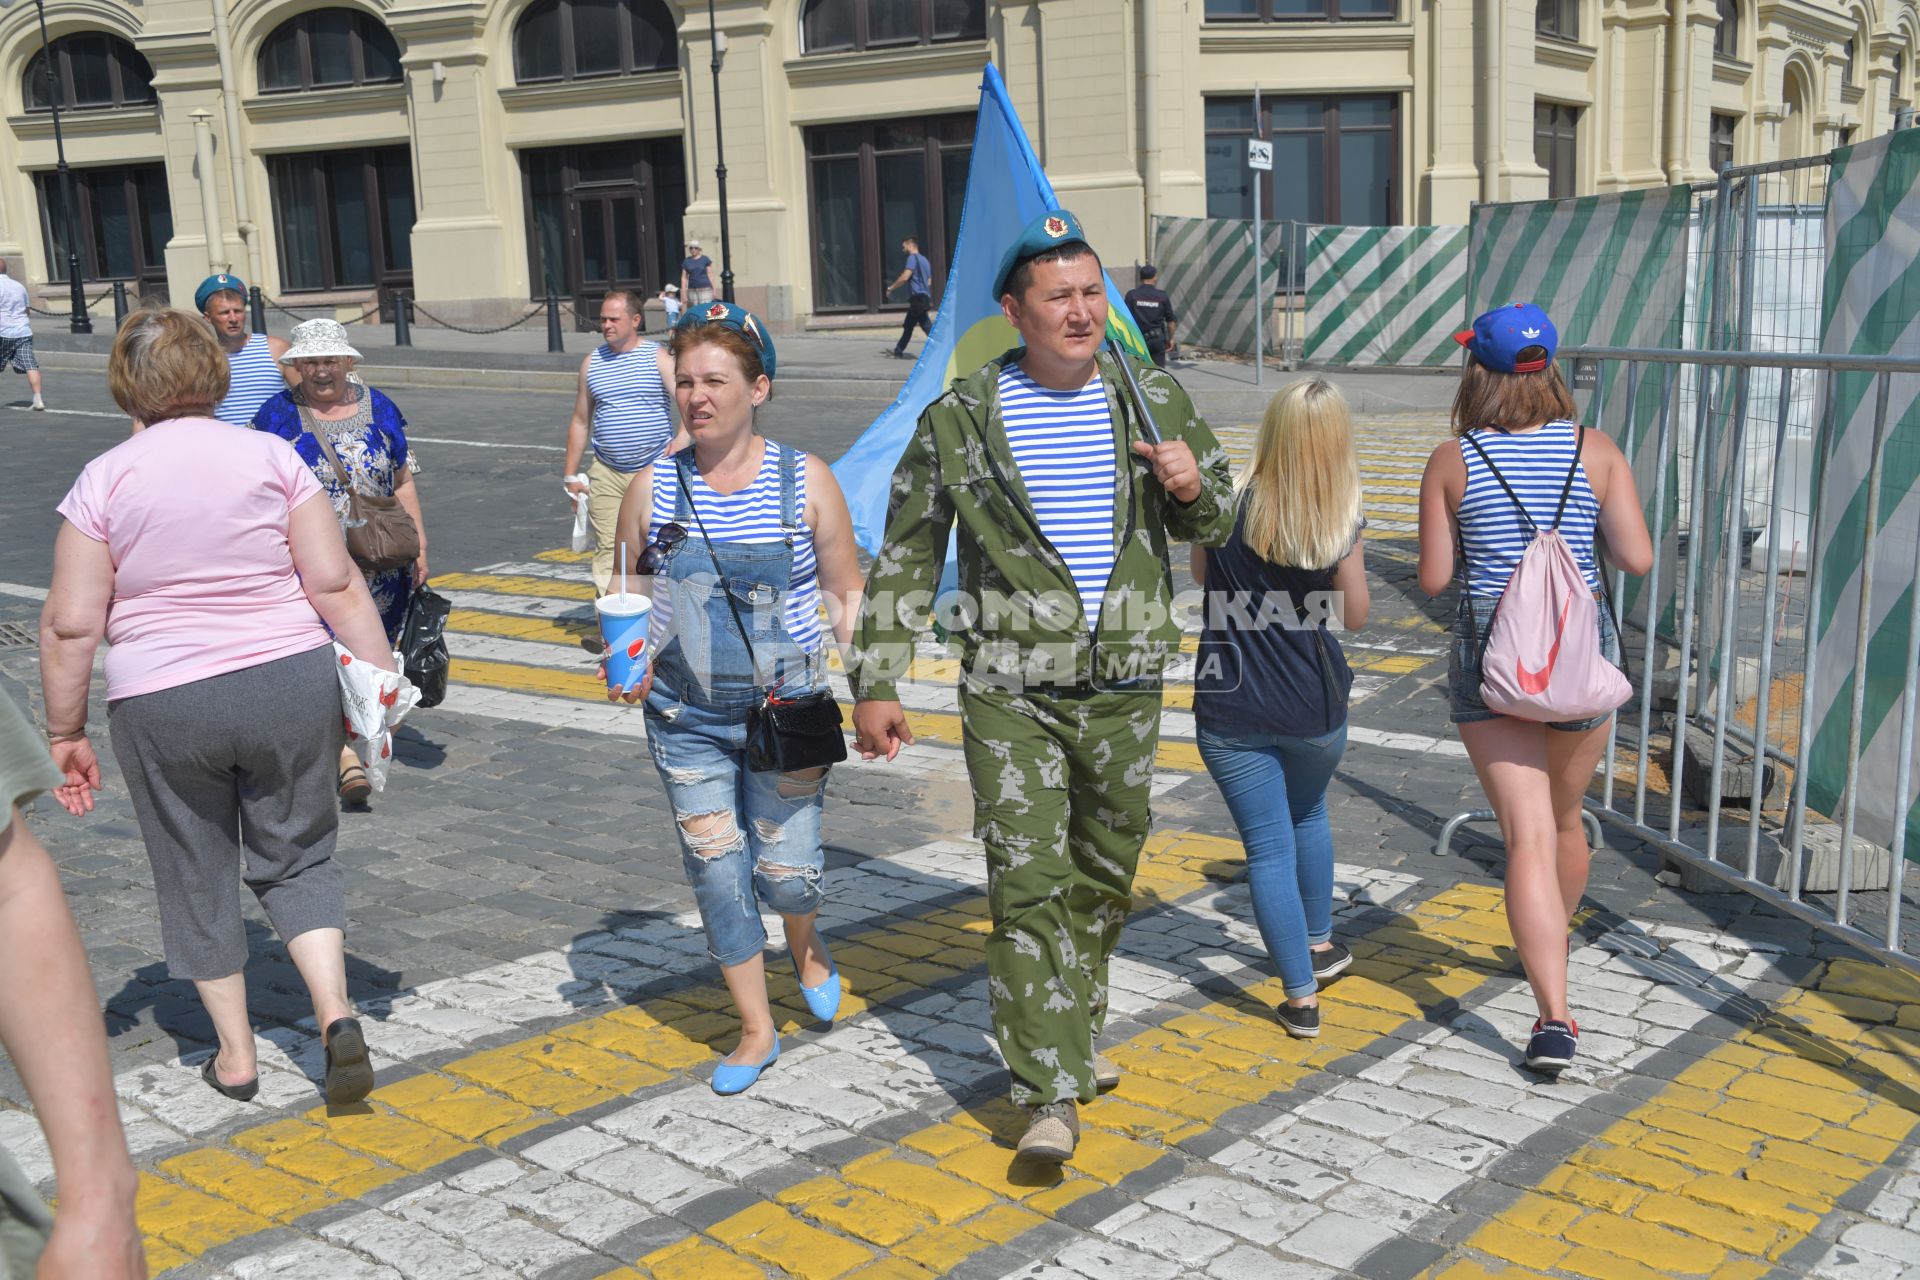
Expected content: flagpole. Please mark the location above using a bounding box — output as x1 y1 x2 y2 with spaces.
1105 338 1163 447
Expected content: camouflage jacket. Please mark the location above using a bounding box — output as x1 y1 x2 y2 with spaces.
851 346 1235 700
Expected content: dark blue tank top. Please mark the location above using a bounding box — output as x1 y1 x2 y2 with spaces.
1192 502 1353 739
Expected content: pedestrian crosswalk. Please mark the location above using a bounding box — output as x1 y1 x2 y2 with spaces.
1211 413 1449 540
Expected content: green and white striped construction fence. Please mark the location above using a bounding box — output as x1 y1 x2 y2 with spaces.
1302 224 1467 366
1150 215 1289 358
1806 127 1920 864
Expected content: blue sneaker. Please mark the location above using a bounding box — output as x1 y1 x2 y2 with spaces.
711 1036 780 1096
1524 1018 1579 1073
792 940 841 1024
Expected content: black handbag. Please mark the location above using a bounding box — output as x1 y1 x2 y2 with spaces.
675 459 848 774
397 586 451 709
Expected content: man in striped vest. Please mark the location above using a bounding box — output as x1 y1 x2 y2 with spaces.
562 289 680 594
197 274 292 427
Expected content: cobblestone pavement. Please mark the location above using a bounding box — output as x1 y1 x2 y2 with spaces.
5 412 1920 1279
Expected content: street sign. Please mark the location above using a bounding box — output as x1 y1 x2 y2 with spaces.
1247 139 1273 171
1571 357 1599 391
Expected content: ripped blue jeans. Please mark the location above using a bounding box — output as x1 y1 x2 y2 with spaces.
644 672 830 968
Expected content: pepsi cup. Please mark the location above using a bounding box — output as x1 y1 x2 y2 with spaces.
597 592 653 693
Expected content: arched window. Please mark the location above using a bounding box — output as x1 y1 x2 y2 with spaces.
23 32 154 111
513 0 677 84
258 9 403 93
1713 0 1739 59
1783 63 1813 157
801 0 985 55
1843 35 1858 89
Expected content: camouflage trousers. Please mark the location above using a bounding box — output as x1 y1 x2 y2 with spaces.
957 675 1161 1106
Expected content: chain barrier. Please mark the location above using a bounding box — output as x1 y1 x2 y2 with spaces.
404 298 548 336
262 294 382 325
28 289 113 318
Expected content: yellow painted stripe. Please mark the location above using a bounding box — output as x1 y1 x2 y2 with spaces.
447 609 596 646
1427 960 1920 1280
431 572 595 601
535 548 594 564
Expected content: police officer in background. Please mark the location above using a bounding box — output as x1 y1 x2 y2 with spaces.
1124 264 1178 367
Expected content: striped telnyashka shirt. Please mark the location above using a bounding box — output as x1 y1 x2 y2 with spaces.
1457 420 1603 598
587 340 673 472
649 444 823 654
997 364 1118 631
217 333 286 426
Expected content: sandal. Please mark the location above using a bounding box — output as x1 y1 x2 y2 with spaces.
338 763 372 804
323 1016 374 1106
201 1055 259 1102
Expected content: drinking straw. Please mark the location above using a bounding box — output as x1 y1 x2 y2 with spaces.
619 541 628 600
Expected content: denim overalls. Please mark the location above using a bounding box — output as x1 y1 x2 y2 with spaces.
644 443 831 968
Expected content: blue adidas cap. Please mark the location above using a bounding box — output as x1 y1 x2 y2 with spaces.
1455 301 1558 374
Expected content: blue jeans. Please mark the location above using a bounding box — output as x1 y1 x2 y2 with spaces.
1197 722 1348 999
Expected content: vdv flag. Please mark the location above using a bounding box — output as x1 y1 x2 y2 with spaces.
832 62 1151 555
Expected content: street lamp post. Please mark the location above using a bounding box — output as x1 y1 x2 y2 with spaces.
6 0 91 333
706 0 734 303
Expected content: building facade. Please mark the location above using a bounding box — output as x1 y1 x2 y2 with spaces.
2 0 1913 329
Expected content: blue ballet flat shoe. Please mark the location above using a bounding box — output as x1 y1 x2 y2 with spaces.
711 1037 780 1096
793 941 842 1024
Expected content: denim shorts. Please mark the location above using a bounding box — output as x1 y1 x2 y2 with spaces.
1448 593 1621 732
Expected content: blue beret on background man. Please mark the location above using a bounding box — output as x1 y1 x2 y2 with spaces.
194 273 246 313
675 297 778 380
992 208 1091 301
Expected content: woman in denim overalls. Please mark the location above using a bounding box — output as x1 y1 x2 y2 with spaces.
610 303 864 1095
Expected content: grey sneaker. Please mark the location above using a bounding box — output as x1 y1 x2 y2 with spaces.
1016 1101 1080 1163
1093 1052 1120 1092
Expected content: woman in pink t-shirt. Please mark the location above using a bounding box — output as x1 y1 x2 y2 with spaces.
39 310 396 1108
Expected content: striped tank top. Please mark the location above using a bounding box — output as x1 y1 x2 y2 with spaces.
997 364 1118 631
649 442 823 654
1457 420 1602 598
216 333 285 426
587 341 673 472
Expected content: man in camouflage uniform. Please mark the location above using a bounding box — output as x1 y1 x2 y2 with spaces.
851 209 1235 1163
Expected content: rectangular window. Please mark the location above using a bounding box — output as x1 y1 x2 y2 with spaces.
1535 0 1578 41
1710 112 1737 173
1533 100 1580 199
1203 94 1397 226
268 146 415 293
34 163 173 300
1203 0 1396 19
518 138 686 327
804 114 972 313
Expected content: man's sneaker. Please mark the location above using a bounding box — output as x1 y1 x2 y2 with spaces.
1093 1053 1120 1092
1275 1002 1320 1039
30 398 44 411
1016 1101 1079 1163
1524 1018 1579 1072
1311 941 1353 982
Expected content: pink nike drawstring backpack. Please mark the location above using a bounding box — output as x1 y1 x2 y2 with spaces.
1462 425 1631 723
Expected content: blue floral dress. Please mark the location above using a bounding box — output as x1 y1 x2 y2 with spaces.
253 385 414 642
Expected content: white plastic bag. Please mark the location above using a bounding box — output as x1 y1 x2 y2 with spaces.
567 474 592 553
334 643 421 792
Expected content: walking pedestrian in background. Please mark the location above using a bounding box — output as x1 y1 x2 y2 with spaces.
1192 378 1368 1039
0 259 45 410
196 273 292 427
562 290 680 596
681 240 716 306
884 237 933 360
852 209 1236 1164
1124 265 1178 367
1417 303 1651 1074
0 692 144 1279
611 303 863 1096
40 308 392 1108
253 319 427 805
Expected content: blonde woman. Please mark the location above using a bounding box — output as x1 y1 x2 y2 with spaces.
1190 378 1369 1038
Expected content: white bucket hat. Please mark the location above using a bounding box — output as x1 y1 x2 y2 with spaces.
280 318 363 364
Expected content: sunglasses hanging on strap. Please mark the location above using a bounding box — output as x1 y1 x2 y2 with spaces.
672 455 847 774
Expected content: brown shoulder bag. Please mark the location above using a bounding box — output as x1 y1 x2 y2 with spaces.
301 402 420 573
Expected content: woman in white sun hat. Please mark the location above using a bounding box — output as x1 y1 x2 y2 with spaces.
253 318 428 804
681 240 715 306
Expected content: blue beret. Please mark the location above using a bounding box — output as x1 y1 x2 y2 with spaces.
675 298 777 379
194 274 246 313
992 209 1090 301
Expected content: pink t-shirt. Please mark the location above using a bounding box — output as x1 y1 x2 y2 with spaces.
57 418 333 701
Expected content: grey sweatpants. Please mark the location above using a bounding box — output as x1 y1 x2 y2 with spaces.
109 644 346 980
